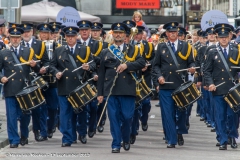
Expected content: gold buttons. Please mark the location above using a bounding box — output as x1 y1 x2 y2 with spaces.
123 76 125 78
222 69 224 71
222 78 224 80
66 77 68 79
105 78 108 80
170 64 172 66
170 72 172 74
230 69 231 71
114 67 116 70
20 79 21 81
12 78 14 81
20 70 22 72
12 70 14 72
74 77 76 79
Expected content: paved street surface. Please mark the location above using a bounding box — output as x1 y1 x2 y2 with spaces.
0 99 239 160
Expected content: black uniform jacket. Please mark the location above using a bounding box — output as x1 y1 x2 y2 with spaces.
152 40 195 90
0 46 40 97
50 44 96 96
140 40 155 88
203 45 240 96
97 44 145 97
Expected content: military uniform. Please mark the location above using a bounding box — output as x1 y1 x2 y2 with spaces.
0 27 40 148
50 26 96 146
152 22 195 148
97 23 145 152
203 26 239 150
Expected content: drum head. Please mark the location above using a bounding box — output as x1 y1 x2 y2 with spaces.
70 82 88 95
229 83 240 92
173 81 193 95
32 76 42 83
16 85 38 96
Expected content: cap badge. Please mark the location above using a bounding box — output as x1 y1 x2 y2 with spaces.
172 23 174 26
44 24 47 28
117 23 120 27
14 28 17 32
69 27 72 31
82 21 86 24
94 23 97 26
222 24 225 27
127 21 130 24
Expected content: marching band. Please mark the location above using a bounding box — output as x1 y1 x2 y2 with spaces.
0 15 240 153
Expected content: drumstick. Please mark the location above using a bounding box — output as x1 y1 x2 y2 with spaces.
14 60 41 66
164 82 174 84
43 65 49 69
176 67 200 72
7 72 16 79
146 63 151 66
231 66 240 69
87 77 94 82
61 68 68 74
72 60 94 72
215 82 225 88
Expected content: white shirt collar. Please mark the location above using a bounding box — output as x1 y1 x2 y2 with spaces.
68 43 77 53
81 37 90 46
221 45 229 54
116 43 124 51
168 39 178 50
24 38 33 48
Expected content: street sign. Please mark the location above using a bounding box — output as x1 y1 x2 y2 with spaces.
0 0 20 9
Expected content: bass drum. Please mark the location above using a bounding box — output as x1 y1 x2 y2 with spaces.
16 85 45 111
172 81 201 109
67 82 97 113
223 83 240 112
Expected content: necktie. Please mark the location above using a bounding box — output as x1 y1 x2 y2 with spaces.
171 43 176 53
118 46 121 51
71 48 74 54
223 48 228 59
26 42 30 48
14 48 18 58
83 41 86 46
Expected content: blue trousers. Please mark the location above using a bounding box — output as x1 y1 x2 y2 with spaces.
107 95 135 149
202 89 211 124
159 90 188 145
5 97 30 144
186 104 193 126
140 96 151 125
32 104 47 137
58 96 88 144
131 108 140 135
213 96 238 145
43 88 58 131
199 87 206 119
88 98 98 132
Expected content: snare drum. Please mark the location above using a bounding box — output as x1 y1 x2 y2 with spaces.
32 76 49 91
16 85 45 111
67 82 97 113
135 79 154 106
172 81 201 109
42 74 56 83
223 83 240 112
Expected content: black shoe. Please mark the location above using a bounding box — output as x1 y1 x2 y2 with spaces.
155 104 160 107
38 136 48 141
177 134 184 146
112 148 120 153
52 127 56 133
163 137 165 140
123 142 130 151
165 140 168 144
33 130 40 141
227 137 231 145
196 113 200 117
207 123 212 127
10 144 18 148
130 135 136 144
78 135 87 144
211 128 216 132
219 144 227 150
230 138 238 149
167 144 175 148
73 140 77 144
88 131 95 138
61 143 71 147
47 130 53 138
142 123 148 131
102 120 105 126
200 117 205 121
216 142 220 147
20 137 28 146
97 125 104 133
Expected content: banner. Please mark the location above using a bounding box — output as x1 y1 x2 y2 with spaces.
56 6 81 27
200 10 228 31
116 0 160 9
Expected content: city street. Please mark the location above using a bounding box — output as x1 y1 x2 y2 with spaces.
0 100 239 160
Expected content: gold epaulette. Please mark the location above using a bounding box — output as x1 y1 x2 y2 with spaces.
145 42 153 59
77 46 90 63
140 43 144 56
35 41 45 60
93 41 103 57
125 45 138 62
229 45 240 65
178 43 191 60
20 48 34 64
57 43 61 47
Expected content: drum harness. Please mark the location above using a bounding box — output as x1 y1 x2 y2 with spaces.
216 47 236 85
166 42 186 83
11 50 28 86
